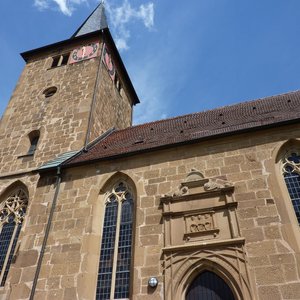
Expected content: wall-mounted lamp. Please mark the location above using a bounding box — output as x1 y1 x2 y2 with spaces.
148 277 158 288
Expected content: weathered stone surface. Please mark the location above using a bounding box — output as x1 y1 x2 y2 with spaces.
255 266 285 284
280 283 300 299
15 250 38 268
258 285 281 300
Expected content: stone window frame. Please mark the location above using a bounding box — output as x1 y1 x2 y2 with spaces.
0 185 28 286
96 180 135 300
183 259 247 300
27 130 40 156
269 139 300 254
280 148 300 225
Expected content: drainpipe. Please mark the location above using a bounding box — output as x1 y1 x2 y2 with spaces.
29 166 62 300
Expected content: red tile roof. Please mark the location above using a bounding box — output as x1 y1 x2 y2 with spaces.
66 90 300 166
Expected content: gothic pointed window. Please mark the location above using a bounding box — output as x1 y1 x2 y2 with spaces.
0 187 28 286
282 152 300 224
96 182 134 300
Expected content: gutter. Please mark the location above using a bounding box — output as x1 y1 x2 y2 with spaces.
29 166 62 300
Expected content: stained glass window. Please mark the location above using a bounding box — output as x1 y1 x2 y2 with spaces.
282 152 300 224
0 188 28 286
96 182 134 300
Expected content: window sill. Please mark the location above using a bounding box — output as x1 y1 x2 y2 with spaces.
17 153 34 162
17 154 34 159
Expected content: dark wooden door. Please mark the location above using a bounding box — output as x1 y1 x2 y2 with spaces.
186 271 235 300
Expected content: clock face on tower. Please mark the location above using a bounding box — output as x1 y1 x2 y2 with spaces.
69 42 99 64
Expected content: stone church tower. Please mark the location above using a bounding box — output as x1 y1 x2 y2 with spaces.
0 3 138 175
1 3 300 300
0 4 139 299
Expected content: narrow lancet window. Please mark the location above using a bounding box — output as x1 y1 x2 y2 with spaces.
282 152 300 224
96 182 134 300
0 188 28 286
27 131 40 155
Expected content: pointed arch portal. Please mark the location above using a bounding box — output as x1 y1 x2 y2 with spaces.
186 271 235 300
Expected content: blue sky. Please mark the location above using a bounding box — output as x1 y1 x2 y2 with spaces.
1 0 300 124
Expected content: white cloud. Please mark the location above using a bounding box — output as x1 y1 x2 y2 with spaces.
33 0 154 47
34 0 49 10
34 0 88 16
107 0 154 51
53 0 72 16
139 3 154 29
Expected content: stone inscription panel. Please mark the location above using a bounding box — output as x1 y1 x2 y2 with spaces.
184 211 219 242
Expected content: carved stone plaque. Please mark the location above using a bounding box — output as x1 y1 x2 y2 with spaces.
184 211 219 242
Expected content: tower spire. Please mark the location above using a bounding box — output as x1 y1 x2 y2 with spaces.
72 2 108 38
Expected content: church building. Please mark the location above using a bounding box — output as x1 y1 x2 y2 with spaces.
0 3 300 299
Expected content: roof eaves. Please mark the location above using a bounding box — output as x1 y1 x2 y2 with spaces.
20 31 103 62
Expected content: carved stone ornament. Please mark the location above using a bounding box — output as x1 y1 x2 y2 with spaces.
0 189 28 225
186 213 215 233
204 178 233 191
185 168 205 182
165 185 189 198
184 211 219 242
163 168 207 197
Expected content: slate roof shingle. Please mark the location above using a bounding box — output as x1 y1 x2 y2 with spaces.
66 90 300 166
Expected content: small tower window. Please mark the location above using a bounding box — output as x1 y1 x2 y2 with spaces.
51 53 70 68
114 74 122 94
27 131 40 155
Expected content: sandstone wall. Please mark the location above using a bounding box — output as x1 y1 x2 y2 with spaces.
1 123 299 299
88 50 133 143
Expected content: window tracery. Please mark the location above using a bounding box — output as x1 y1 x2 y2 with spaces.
96 181 134 300
0 188 28 286
282 152 300 224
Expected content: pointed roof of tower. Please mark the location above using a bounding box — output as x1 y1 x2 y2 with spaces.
72 2 108 38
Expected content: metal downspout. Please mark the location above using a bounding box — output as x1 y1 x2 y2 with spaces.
29 166 62 300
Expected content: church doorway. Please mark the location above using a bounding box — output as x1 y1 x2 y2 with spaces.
186 271 235 300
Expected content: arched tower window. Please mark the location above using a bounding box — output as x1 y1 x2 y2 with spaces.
96 181 134 300
186 271 235 300
0 187 28 286
27 130 40 155
282 152 300 224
